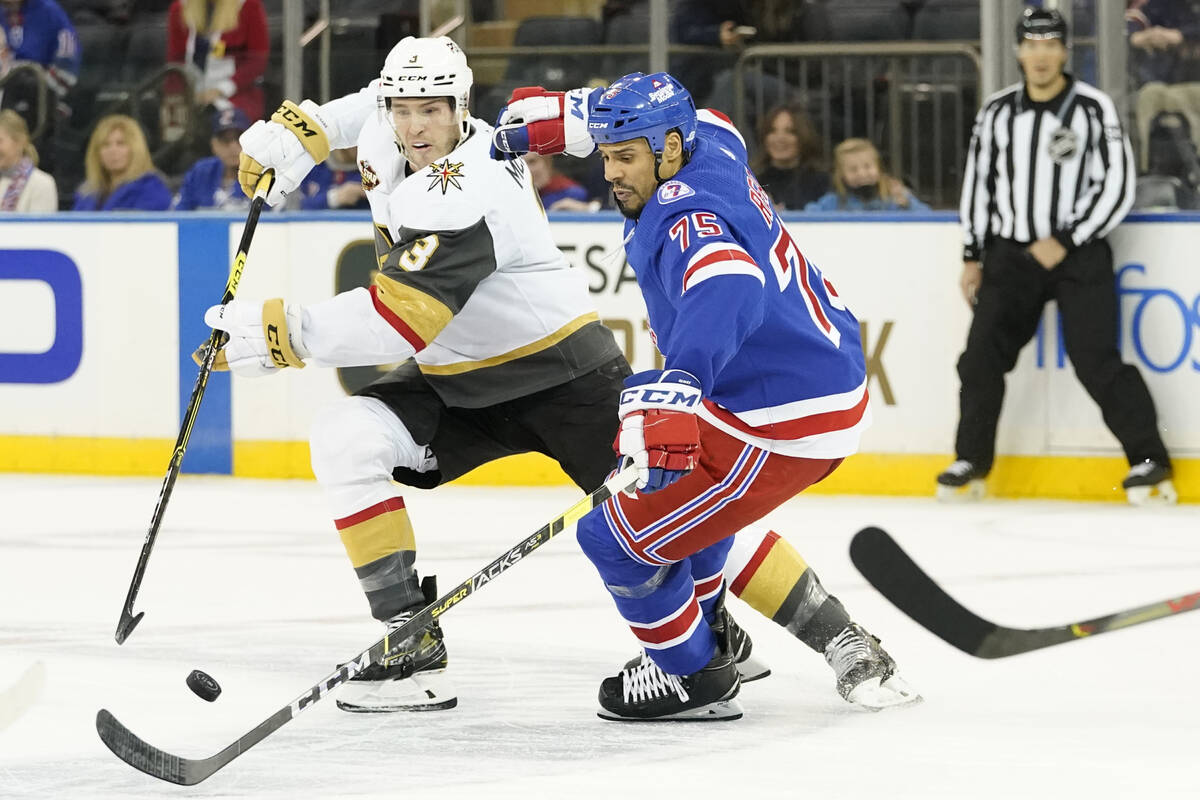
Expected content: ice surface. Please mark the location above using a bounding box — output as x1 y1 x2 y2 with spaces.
1 474 1197 799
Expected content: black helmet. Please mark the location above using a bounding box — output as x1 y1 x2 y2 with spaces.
1016 7 1068 45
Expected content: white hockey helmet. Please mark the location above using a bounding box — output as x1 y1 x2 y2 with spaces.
378 36 474 139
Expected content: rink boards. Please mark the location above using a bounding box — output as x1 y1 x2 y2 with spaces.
0 210 1196 501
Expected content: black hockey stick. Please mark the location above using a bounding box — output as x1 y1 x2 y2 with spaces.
114 171 275 645
97 464 637 785
850 526 1200 659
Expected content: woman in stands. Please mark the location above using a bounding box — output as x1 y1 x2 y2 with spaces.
0 109 57 212
752 104 830 211
805 137 929 212
73 114 171 211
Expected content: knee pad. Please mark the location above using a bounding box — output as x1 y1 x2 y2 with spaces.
310 396 433 488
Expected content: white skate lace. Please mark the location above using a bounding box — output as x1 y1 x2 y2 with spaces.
381 612 420 665
824 627 871 678
622 653 689 704
1126 461 1156 479
945 460 974 477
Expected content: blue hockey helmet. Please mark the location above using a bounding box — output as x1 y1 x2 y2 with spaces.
589 72 697 158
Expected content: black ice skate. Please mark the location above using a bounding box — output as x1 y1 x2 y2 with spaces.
621 609 771 683
1121 460 1178 506
823 622 920 710
598 645 742 722
337 576 456 712
720 608 771 682
935 459 986 502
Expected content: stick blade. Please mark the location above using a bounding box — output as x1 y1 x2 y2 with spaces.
850 526 997 657
96 709 206 786
114 611 144 645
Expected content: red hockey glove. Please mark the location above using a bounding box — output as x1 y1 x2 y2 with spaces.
490 86 598 160
614 369 703 494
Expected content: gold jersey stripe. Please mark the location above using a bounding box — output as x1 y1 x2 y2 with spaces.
737 538 810 618
339 508 417 569
371 272 453 345
418 312 601 376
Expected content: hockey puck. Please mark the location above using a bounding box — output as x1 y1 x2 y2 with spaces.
186 669 222 702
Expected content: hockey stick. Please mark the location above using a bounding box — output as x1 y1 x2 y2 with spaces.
97 464 636 785
113 171 275 646
850 526 1200 658
0 661 46 733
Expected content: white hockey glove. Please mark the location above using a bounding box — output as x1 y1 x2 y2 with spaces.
490 87 597 160
200 299 310 377
238 100 332 206
615 369 703 495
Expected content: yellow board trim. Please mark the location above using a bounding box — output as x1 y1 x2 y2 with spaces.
418 312 602 376
1 435 1196 503
0 436 177 475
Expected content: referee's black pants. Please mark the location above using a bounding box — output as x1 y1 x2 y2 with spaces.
954 238 1170 474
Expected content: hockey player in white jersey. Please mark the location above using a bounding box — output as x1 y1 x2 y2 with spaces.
210 36 628 712
212 37 898 715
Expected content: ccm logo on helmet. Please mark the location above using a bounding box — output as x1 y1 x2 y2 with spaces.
395 75 428 81
620 387 699 407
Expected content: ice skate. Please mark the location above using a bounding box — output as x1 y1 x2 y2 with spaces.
337 578 456 712
621 609 771 683
1122 460 1178 506
935 459 986 502
724 612 771 682
824 622 920 711
598 646 742 722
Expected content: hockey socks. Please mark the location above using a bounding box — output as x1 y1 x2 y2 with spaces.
726 528 852 653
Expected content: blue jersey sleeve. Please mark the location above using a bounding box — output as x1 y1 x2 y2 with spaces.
695 109 750 165
654 209 766 392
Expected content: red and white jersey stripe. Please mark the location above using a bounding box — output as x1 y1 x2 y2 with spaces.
698 377 872 458
682 242 764 294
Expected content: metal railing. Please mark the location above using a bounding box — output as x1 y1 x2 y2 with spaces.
734 42 983 208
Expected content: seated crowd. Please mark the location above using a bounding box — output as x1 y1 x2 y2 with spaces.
3 0 1194 213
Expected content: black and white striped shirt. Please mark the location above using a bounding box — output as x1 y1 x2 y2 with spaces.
960 77 1135 261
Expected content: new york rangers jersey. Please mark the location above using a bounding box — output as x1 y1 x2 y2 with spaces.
620 110 869 458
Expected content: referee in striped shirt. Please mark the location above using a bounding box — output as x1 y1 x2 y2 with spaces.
937 7 1175 503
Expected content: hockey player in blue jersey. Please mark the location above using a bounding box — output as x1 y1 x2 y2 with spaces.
493 73 920 721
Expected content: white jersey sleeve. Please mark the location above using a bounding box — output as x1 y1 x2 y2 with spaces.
316 80 381 150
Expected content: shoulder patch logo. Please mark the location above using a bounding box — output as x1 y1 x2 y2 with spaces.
359 159 379 191
657 180 694 204
427 160 465 194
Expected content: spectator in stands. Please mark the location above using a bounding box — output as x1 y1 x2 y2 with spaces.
300 147 368 211
1127 0 1200 171
0 0 80 177
672 0 830 124
73 113 170 210
166 0 268 120
0 108 56 211
805 138 928 212
173 105 248 210
523 151 599 211
752 104 829 210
